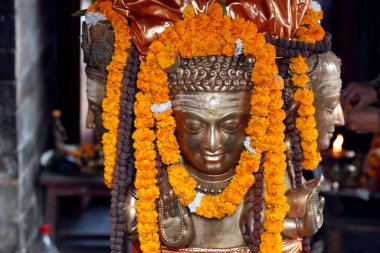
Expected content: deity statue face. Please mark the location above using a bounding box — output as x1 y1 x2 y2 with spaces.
173 92 251 175
314 94 344 150
308 51 344 150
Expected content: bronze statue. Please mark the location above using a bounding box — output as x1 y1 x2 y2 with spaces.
79 1 342 253
123 55 325 252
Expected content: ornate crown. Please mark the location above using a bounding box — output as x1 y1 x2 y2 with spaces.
169 55 255 94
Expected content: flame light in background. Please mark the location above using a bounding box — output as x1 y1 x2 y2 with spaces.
333 134 344 154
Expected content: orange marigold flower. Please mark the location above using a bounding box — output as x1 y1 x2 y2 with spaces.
208 3 223 20
183 5 195 19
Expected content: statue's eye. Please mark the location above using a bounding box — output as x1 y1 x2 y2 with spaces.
324 108 334 115
185 123 204 133
222 123 241 133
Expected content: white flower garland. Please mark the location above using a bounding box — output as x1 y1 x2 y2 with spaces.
234 39 243 57
188 192 205 213
85 12 107 27
309 1 322 13
244 136 256 154
151 101 172 114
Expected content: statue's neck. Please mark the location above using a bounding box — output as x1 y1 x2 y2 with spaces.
185 164 235 194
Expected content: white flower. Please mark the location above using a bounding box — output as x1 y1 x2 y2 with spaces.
235 39 243 57
151 101 172 114
188 192 205 213
85 12 107 27
309 1 322 12
244 136 256 154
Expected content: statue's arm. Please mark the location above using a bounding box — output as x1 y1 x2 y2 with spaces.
158 169 194 248
282 175 325 239
124 170 195 247
125 185 139 243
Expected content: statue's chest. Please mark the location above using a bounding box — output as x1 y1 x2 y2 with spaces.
189 203 247 248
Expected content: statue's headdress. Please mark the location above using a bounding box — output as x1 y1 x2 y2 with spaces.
169 55 255 94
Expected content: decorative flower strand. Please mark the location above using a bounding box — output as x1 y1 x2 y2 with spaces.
87 0 131 188
291 56 321 170
291 1 324 170
261 88 289 253
292 5 326 252
294 0 325 43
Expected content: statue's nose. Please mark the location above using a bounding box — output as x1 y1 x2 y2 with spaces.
202 125 222 153
334 103 344 126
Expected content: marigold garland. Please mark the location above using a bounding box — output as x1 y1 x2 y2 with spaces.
87 0 131 187
133 3 288 253
291 3 324 170
294 3 325 43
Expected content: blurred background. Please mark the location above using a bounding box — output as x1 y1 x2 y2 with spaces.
0 0 379 253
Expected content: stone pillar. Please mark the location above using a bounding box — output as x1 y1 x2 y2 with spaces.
0 0 49 252
0 0 19 252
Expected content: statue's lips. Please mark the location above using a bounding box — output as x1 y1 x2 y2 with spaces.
201 153 226 162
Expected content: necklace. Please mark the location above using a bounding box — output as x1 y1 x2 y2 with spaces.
186 165 235 195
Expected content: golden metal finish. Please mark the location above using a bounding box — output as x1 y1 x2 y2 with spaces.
158 169 194 248
282 239 303 253
161 238 302 253
169 56 255 94
125 186 139 242
307 51 345 150
285 175 325 237
172 91 251 176
161 246 252 253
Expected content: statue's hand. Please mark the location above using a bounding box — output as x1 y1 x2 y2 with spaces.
239 201 255 244
125 186 138 243
158 169 194 248
285 175 325 238
301 193 325 237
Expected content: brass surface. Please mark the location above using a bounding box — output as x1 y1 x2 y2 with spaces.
172 91 251 175
282 238 303 253
307 51 345 150
169 56 255 94
125 186 139 242
285 175 325 237
161 247 252 253
112 0 311 55
161 238 302 252
81 21 115 139
159 169 195 248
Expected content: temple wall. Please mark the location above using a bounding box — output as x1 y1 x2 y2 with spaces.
0 0 53 252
